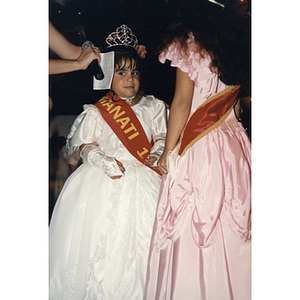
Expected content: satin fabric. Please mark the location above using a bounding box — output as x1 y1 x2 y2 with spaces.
95 92 152 163
144 35 251 300
50 96 167 300
179 85 240 156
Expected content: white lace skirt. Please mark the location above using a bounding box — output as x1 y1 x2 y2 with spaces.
49 160 161 300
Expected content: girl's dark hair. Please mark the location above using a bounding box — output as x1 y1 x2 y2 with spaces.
158 0 251 93
103 45 140 71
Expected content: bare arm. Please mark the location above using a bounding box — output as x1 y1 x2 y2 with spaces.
49 46 101 75
157 68 194 174
49 21 101 75
49 59 82 75
49 20 81 59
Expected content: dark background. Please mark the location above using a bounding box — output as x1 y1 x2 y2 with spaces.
49 0 251 135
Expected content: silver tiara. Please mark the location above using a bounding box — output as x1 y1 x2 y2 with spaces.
106 24 139 50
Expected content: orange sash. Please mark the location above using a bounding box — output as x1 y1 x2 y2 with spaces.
179 85 241 156
95 92 161 175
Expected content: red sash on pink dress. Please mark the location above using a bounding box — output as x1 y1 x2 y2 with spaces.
179 85 241 156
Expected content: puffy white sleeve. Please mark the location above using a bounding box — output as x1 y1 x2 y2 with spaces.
149 98 168 162
65 105 123 177
65 104 104 155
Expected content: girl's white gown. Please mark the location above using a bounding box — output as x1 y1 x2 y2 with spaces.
49 95 167 300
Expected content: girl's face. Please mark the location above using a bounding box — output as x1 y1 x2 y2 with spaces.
111 59 140 99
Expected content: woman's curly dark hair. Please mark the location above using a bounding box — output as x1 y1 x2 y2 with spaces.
158 0 251 94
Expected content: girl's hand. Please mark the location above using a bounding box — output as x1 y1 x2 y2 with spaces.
157 151 169 174
137 45 147 59
77 45 101 70
110 160 125 180
145 155 157 166
145 155 161 172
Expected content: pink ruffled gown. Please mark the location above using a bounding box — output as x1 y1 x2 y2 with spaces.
144 35 251 300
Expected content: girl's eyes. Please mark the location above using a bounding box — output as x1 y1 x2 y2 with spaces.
116 70 140 76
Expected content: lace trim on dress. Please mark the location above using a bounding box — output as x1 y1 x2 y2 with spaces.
82 168 158 299
80 144 123 177
65 262 78 300
81 243 106 300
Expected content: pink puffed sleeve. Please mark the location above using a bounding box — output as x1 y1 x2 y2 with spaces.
159 34 216 88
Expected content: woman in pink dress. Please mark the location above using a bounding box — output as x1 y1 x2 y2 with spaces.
144 1 251 299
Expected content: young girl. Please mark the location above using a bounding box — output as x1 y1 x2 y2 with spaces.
49 25 168 300
144 2 251 300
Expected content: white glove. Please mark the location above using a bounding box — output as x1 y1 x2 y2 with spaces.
80 144 124 177
150 139 165 167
